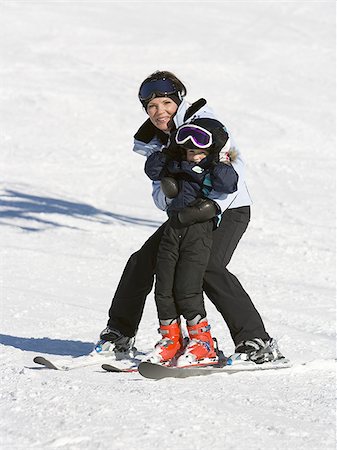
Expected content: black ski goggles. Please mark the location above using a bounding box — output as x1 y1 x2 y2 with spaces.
175 124 213 149
138 78 179 103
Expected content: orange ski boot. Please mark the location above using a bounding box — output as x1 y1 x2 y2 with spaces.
176 317 217 367
146 320 183 364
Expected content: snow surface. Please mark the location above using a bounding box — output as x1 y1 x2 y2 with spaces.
0 1 335 449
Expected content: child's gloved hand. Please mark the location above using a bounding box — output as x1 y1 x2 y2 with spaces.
162 141 182 161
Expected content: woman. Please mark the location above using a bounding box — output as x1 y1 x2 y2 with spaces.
98 71 285 365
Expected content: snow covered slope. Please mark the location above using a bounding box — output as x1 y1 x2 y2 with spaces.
1 1 335 449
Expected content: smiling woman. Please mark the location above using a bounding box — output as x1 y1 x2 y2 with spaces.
98 70 287 368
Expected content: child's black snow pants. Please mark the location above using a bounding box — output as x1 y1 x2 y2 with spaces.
155 216 213 321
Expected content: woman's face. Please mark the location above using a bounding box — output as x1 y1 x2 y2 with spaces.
146 97 178 132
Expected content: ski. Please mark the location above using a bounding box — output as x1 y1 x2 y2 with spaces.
33 352 142 371
101 363 138 373
137 359 292 380
101 349 227 374
33 353 113 371
101 359 221 374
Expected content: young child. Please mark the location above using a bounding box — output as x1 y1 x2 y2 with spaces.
144 118 238 366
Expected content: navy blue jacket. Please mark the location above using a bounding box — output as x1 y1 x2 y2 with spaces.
144 152 238 213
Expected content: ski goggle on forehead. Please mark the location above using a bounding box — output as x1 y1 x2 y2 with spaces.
138 78 179 103
175 124 213 149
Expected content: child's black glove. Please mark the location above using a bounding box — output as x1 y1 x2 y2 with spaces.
208 127 229 163
162 138 183 161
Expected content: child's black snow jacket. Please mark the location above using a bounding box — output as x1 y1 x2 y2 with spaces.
144 151 238 214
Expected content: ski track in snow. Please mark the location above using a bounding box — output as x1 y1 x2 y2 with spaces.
1 2 335 449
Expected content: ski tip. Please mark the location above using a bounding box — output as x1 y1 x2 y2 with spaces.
102 364 139 373
102 364 122 373
33 356 48 365
33 356 59 370
138 361 172 380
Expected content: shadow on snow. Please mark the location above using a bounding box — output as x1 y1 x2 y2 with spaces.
0 189 162 231
0 334 94 357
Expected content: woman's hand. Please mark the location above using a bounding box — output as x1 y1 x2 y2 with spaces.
178 198 220 226
160 177 179 198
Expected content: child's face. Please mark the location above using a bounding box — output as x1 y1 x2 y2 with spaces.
185 148 209 163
